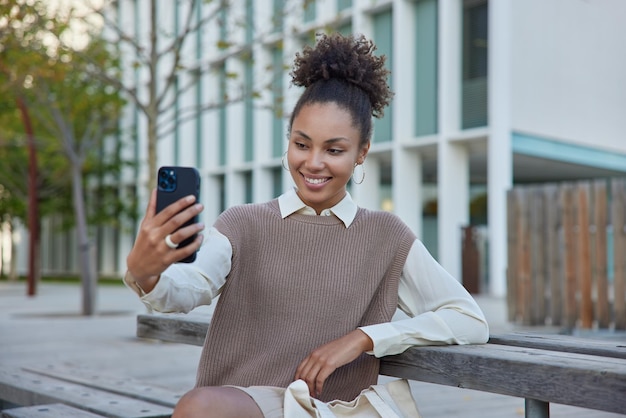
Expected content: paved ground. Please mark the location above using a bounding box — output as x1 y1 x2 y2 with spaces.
0 281 623 417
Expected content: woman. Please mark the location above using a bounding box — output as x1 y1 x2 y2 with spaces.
125 33 489 418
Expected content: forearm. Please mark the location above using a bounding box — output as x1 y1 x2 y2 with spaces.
360 308 489 357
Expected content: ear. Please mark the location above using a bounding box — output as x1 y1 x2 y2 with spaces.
357 142 370 165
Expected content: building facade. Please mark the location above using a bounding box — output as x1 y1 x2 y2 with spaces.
9 0 626 297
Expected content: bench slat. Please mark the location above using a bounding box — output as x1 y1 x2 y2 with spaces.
137 314 207 346
22 365 183 409
489 332 626 359
0 369 173 418
379 343 626 414
1 403 105 418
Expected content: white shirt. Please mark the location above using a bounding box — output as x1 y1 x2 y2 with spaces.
125 189 489 357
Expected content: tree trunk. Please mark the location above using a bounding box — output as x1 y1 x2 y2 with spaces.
16 97 40 296
147 114 158 192
146 0 158 192
9 232 18 281
71 162 96 316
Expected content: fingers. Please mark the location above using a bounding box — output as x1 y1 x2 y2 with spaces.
151 193 199 225
295 354 334 397
146 188 158 217
295 330 374 398
166 229 205 263
141 189 198 231
127 190 204 282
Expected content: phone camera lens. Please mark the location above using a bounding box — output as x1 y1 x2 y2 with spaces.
158 168 177 192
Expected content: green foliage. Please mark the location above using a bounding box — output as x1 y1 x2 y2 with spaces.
0 0 134 230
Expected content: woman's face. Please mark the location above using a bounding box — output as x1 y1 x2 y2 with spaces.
287 102 369 214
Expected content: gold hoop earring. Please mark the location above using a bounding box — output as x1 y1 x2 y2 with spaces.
281 151 290 171
352 163 365 184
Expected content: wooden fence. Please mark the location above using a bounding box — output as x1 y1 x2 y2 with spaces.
507 178 626 330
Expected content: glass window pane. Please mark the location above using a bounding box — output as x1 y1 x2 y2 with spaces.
415 0 438 136
462 1 488 129
373 10 393 143
337 0 352 12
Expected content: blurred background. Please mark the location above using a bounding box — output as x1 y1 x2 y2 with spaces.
1 0 625 327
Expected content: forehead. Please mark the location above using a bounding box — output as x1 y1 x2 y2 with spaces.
291 102 359 142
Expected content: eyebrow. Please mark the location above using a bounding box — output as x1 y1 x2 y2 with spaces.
293 130 350 144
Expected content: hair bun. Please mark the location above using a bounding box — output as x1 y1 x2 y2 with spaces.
290 33 392 118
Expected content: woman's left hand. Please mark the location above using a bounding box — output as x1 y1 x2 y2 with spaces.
295 330 374 398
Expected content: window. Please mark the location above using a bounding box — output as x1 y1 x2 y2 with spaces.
373 9 393 143
462 0 488 129
218 63 227 165
244 171 253 203
272 167 283 198
337 22 352 36
337 0 352 12
273 0 285 33
304 0 316 23
415 0 438 136
244 54 254 162
272 46 284 158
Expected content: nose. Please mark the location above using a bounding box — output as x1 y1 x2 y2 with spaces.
305 150 325 171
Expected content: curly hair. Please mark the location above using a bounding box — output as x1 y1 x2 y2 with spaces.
288 33 393 146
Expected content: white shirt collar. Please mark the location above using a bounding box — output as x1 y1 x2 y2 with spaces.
278 187 358 228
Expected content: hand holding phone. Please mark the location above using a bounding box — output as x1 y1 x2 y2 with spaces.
156 166 201 263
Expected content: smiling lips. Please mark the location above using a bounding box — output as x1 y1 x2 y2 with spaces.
304 175 330 185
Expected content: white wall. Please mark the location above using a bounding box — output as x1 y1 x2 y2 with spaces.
510 0 626 153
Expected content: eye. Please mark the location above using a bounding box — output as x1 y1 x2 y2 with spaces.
294 141 308 150
328 148 344 155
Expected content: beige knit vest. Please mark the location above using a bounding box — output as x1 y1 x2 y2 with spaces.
195 199 416 402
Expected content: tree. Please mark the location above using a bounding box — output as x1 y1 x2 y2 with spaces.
0 0 126 314
0 0 67 293
83 0 264 192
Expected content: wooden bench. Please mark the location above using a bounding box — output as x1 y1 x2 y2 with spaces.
0 364 183 418
1 403 105 418
137 313 626 417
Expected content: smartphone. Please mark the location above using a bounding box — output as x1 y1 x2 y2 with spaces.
156 166 201 263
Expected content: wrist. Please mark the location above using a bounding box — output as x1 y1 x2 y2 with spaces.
124 270 159 295
354 329 374 352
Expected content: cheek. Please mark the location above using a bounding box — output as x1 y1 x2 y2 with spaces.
286 150 301 168
334 158 357 178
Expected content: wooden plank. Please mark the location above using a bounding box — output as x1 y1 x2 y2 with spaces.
519 188 532 325
593 180 610 328
136 314 626 361
21 365 184 409
506 189 518 323
561 184 577 329
0 369 173 418
577 183 593 329
1 403 105 418
461 226 480 294
488 333 626 359
530 187 546 325
379 343 626 414
137 314 206 347
613 178 626 330
545 185 561 326
136 314 209 346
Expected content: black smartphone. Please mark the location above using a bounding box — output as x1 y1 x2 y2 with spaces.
156 166 201 263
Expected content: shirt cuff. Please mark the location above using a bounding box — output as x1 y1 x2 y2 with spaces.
123 270 167 313
359 312 454 357
123 270 147 297
358 323 393 357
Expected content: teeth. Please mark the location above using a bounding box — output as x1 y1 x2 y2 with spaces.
305 177 327 185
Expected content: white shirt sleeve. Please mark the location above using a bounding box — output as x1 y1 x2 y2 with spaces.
359 239 490 357
125 227 232 314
